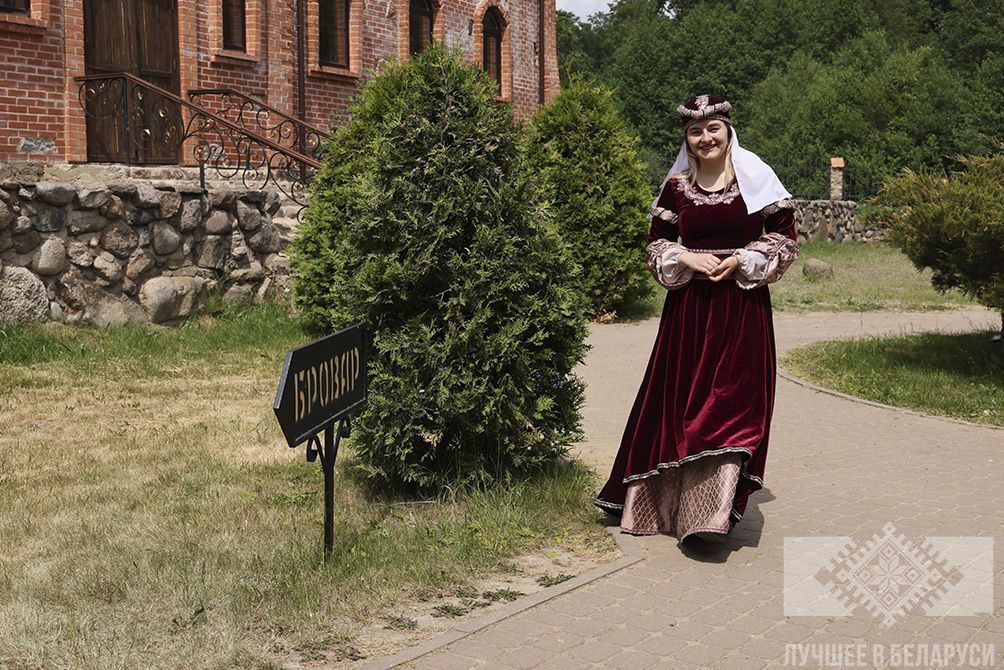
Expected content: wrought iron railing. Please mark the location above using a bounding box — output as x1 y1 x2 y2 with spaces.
75 72 322 218
187 88 331 160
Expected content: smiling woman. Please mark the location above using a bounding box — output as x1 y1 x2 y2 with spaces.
596 94 800 545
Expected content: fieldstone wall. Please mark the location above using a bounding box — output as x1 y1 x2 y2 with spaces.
0 180 292 326
791 199 882 243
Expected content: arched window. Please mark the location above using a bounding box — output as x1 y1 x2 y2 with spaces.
222 0 246 51
409 0 434 56
482 8 502 94
319 0 350 67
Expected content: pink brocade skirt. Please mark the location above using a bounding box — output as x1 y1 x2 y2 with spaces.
620 452 741 538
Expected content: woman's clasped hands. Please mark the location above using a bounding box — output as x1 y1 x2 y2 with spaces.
679 251 739 282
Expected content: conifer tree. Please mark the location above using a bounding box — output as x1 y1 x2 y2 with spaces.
527 76 653 319
290 44 589 490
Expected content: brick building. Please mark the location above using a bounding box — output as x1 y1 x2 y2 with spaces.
0 0 560 166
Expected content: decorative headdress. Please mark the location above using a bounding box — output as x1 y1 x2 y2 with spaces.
677 94 732 130
647 94 792 217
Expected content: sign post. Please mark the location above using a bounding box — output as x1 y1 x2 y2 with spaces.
273 323 367 559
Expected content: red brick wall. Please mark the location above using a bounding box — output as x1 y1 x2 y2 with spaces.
0 0 559 163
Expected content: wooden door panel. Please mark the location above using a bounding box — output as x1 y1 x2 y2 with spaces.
83 0 180 165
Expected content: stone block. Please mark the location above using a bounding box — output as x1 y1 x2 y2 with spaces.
34 182 76 207
196 235 228 269
34 238 67 276
93 251 122 283
77 188 113 210
140 276 208 323
179 198 202 232
66 240 94 268
236 199 263 232
159 191 183 219
125 249 155 280
135 183 163 209
0 266 49 324
248 224 283 253
33 206 66 232
204 209 234 235
100 220 139 258
68 209 108 235
13 229 41 255
151 222 182 255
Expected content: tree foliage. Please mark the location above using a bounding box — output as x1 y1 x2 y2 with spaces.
865 154 1004 330
290 44 589 491
557 0 1003 198
527 76 654 318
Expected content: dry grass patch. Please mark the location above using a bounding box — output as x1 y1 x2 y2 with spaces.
0 306 616 669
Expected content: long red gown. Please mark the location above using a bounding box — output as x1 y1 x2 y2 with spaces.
595 176 799 538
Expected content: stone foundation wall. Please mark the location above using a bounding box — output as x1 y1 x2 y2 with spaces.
792 199 882 243
0 180 292 326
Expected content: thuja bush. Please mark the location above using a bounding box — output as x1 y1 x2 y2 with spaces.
290 44 589 491
865 152 1004 341
526 75 654 319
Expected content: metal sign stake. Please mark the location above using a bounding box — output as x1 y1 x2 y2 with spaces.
305 419 351 558
274 323 367 561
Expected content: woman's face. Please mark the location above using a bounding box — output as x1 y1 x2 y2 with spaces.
685 120 729 163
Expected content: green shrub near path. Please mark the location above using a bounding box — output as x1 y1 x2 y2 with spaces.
865 153 1004 340
527 76 653 319
290 44 589 492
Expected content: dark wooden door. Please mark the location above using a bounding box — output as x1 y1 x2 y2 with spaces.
84 0 180 164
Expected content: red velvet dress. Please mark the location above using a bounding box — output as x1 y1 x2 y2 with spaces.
595 176 799 538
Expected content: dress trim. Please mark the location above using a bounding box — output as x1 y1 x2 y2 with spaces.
593 446 763 522
690 247 738 254
622 445 753 483
679 179 740 206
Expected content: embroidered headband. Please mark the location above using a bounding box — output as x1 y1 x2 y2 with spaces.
678 94 732 130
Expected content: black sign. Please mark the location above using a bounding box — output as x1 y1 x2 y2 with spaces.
273 323 367 448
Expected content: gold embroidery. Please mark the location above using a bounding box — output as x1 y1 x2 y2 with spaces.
679 179 740 206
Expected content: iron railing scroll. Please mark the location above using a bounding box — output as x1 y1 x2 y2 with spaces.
75 73 322 219
187 88 331 161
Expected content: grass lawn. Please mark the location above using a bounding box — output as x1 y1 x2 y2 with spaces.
0 305 614 669
633 240 977 319
781 330 1004 427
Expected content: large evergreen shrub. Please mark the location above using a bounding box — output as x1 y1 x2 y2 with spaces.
289 44 589 491
526 76 653 319
865 153 1004 342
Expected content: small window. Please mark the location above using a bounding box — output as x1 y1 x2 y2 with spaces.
222 0 246 51
409 0 434 56
0 0 29 14
319 0 350 67
482 9 502 94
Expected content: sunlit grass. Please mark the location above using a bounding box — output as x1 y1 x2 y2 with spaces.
781 331 1004 426
634 240 977 319
0 305 613 669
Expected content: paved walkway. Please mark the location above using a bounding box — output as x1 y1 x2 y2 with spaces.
387 308 1004 669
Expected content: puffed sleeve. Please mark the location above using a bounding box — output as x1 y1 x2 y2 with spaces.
733 198 800 290
646 179 693 290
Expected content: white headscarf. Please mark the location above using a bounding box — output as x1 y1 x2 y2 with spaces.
650 128 791 218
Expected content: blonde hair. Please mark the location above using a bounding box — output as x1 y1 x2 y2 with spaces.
681 123 735 187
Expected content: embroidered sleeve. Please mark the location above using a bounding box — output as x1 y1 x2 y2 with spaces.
734 199 799 290
647 238 693 290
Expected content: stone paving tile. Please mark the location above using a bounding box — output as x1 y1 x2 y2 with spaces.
391 310 1004 670
495 645 549 669
602 649 661 670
